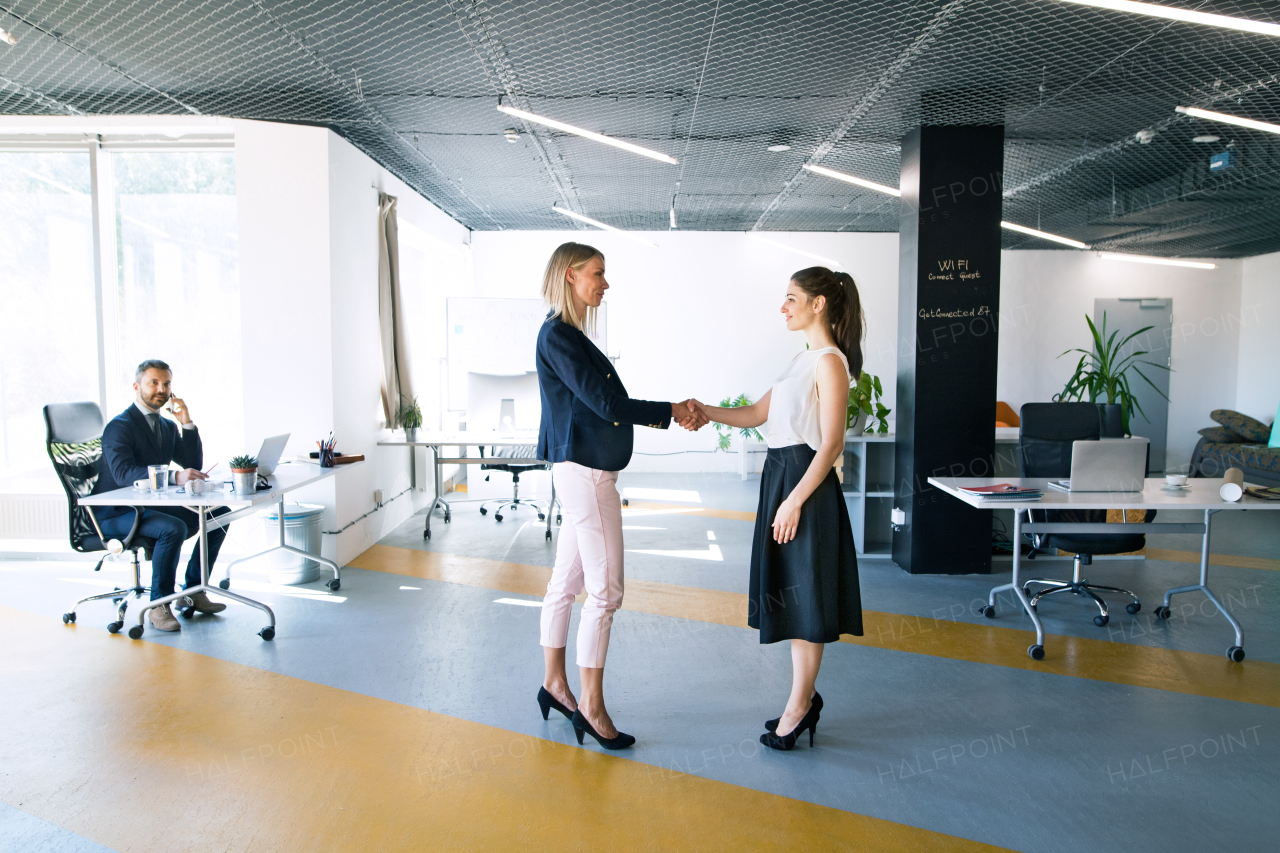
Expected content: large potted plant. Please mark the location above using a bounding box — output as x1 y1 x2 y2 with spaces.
398 395 423 442
713 394 764 450
1054 312 1169 435
847 372 891 436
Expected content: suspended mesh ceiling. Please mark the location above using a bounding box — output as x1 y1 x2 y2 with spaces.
2 0 1278 257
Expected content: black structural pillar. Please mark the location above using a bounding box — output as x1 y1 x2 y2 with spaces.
892 125 1004 574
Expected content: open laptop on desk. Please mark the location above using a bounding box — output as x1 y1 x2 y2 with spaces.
1047 438 1148 492
223 434 289 487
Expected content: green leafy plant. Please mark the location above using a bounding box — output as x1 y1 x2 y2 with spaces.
228 455 258 471
1054 312 1170 434
713 394 764 451
398 395 423 430
848 373 891 434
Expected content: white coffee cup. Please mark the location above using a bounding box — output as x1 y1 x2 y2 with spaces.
1165 473 1188 487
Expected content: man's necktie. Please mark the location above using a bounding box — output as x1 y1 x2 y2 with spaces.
146 412 162 444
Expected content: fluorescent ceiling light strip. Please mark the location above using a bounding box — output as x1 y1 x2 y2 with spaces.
1052 0 1280 38
747 233 842 269
802 164 901 197
1098 252 1216 269
1175 106 1280 135
552 205 658 247
497 104 678 165
1000 221 1088 249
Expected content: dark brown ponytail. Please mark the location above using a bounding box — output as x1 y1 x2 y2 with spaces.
791 266 864 380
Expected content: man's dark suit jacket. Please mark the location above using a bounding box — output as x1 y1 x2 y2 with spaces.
90 404 203 520
536 314 670 472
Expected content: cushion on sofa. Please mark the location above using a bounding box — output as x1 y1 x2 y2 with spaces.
1210 409 1272 443
1199 426 1245 443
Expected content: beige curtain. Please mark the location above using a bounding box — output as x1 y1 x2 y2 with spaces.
377 192 412 426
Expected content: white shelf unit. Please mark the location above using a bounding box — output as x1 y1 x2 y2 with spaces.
843 434 896 557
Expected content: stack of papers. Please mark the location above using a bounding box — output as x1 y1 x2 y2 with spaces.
957 483 1043 501
1245 486 1280 501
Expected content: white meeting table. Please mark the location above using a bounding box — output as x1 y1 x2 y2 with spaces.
378 431 563 541
929 476 1279 662
80 460 360 641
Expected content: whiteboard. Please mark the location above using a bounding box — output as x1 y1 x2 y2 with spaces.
446 298 607 410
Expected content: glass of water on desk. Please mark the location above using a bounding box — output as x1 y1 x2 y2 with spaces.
147 465 169 493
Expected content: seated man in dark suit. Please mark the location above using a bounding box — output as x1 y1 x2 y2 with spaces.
92 359 230 632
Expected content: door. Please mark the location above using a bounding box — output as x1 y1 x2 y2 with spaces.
1094 298 1172 472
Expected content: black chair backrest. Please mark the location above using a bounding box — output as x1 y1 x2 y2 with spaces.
1019 403 1100 479
44 402 106 552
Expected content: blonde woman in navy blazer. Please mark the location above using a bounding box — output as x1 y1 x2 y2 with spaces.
533 241 705 750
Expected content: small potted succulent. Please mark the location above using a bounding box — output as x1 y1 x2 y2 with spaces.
229 455 258 495
398 395 423 442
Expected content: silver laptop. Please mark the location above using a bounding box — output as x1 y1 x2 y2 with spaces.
255 433 290 477
1049 438 1148 492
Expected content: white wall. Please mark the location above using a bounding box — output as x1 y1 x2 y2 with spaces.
471 232 1254 472
998 251 1244 468
1238 250 1280 428
235 120 470 564
469 231 901 472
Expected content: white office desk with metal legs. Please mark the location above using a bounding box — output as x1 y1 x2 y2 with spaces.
929 476 1280 662
81 461 361 641
378 432 565 541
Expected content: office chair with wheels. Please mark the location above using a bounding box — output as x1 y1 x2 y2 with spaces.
44 402 155 634
1016 402 1153 627
478 444 557 524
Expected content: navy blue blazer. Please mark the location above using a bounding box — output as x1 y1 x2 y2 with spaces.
91 405 203 520
536 315 671 472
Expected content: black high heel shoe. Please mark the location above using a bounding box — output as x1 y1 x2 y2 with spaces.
765 692 822 733
760 702 820 751
571 709 636 750
537 686 575 721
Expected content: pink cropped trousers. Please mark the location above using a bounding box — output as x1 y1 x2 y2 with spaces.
539 460 625 669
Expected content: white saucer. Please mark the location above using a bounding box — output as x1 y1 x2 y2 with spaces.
1161 484 1190 492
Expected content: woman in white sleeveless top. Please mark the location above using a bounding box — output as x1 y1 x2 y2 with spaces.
691 266 865 751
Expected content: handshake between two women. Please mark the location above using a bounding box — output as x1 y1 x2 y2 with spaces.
671 399 712 432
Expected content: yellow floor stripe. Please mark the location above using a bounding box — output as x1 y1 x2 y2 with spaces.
1146 548 1280 572
0 605 1009 853
351 544 1280 709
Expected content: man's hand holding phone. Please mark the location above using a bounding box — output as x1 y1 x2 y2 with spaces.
168 394 193 425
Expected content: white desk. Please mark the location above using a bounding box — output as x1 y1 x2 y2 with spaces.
378 432 562 541
929 476 1280 662
80 461 359 641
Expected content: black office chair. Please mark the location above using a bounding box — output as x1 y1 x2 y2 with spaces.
1018 402 1153 627
44 402 155 634
478 445 558 524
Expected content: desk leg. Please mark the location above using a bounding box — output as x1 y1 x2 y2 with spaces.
984 510 1046 660
222 494 342 591
132 506 278 642
409 445 416 492
423 446 452 540
1159 509 1244 662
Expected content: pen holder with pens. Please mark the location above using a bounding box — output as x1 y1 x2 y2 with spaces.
318 439 335 468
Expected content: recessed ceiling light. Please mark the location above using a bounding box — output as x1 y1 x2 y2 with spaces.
1176 105 1280 136
503 128 519 143
552 205 658 247
0 26 16 46
802 164 901 197
1051 0 1280 38
1098 252 1216 270
767 143 792 153
498 103 677 164
1192 135 1221 143
1001 221 1089 249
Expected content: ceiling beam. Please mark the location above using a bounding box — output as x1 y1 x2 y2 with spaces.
0 75 83 116
752 0 969 231
1089 196 1280 249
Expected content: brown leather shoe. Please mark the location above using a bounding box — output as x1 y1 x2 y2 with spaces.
185 591 227 614
148 604 181 632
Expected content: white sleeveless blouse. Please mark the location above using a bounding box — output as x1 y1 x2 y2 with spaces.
765 347 850 450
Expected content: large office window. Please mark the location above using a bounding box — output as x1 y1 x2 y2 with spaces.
0 145 240 481
110 152 242 466
0 153 97 476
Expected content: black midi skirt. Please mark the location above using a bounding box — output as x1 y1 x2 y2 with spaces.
748 444 864 644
